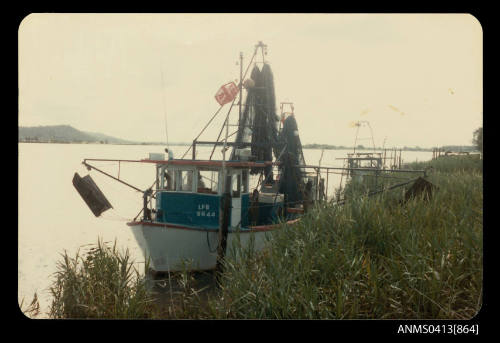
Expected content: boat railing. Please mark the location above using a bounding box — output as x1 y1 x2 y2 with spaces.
153 188 220 195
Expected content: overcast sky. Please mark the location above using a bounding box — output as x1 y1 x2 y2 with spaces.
19 13 482 148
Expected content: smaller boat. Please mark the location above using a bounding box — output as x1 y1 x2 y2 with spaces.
345 152 383 183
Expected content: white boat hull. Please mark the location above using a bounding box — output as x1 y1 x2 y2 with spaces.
127 221 296 272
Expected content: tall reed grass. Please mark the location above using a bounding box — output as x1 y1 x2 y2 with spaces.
20 293 40 318
48 239 157 319
406 154 483 173
201 156 482 319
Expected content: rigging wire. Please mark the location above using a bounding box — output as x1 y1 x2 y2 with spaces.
209 48 259 160
160 63 170 149
100 210 132 222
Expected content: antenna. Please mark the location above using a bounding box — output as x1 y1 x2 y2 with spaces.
160 65 169 148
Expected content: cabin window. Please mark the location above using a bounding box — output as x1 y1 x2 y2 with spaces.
163 169 175 190
242 170 249 193
178 170 194 192
198 170 219 194
232 173 241 198
161 169 194 192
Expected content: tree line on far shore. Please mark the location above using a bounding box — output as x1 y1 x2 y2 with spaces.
301 143 477 152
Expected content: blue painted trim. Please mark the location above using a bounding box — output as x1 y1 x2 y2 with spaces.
157 191 221 228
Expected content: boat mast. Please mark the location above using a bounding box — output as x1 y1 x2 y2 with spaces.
239 51 243 124
215 120 232 280
216 49 246 280
216 42 266 279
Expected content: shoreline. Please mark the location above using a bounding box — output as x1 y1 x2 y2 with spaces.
17 141 476 153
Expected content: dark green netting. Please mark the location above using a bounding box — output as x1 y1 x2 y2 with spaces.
231 63 306 206
233 64 278 176
277 115 307 206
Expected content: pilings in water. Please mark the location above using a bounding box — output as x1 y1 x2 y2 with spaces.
432 147 445 160
382 148 403 169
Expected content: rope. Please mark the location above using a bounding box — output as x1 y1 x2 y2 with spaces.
100 210 131 222
160 65 170 149
210 50 259 161
181 105 225 159
206 230 218 253
183 48 259 160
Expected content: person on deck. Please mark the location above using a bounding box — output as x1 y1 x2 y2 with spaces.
165 148 174 160
198 172 206 189
164 171 172 190
249 189 260 226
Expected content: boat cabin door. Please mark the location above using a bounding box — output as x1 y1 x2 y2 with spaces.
228 168 249 229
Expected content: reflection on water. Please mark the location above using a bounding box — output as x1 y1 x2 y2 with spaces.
18 143 432 317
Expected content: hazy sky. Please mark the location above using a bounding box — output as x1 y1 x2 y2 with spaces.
19 13 482 148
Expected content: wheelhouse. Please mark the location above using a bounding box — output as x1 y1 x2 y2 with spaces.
147 159 282 230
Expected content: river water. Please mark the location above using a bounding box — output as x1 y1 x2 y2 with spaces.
18 142 433 317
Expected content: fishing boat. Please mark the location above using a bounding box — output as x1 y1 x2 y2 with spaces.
73 42 310 274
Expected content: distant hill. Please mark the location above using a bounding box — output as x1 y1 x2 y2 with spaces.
81 130 134 144
18 125 135 144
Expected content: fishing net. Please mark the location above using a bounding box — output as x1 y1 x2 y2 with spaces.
231 63 307 205
232 66 258 160
232 64 279 176
277 115 308 206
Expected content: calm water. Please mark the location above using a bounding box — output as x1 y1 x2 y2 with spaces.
18 143 433 317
